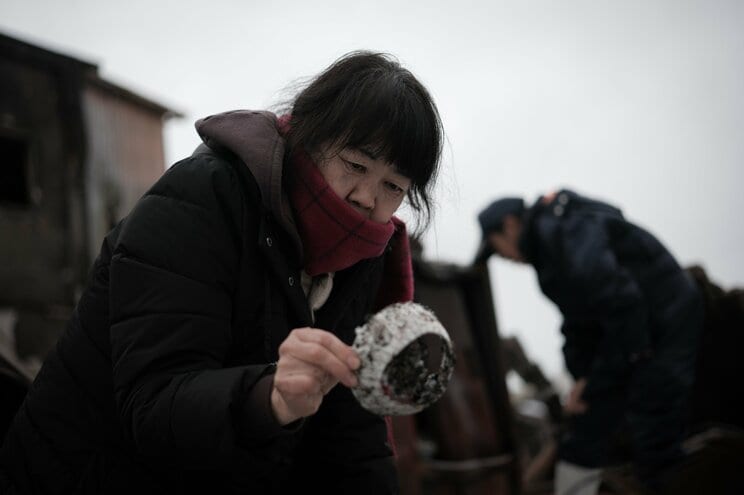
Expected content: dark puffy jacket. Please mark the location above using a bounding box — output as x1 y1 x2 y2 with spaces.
518 189 702 397
0 111 396 494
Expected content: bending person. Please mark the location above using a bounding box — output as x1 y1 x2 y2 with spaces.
476 190 702 493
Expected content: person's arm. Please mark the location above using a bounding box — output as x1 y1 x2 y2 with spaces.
109 154 288 470
560 319 602 380
555 215 652 398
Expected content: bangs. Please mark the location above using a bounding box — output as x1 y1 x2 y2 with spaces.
286 51 443 231
326 74 441 190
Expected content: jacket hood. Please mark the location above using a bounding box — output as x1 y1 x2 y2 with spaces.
195 110 302 258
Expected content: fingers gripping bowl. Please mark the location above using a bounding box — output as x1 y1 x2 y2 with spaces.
351 302 455 415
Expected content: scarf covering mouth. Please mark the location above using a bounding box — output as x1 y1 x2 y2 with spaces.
286 146 397 276
277 114 413 300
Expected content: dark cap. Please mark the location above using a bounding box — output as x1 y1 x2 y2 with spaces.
474 197 525 263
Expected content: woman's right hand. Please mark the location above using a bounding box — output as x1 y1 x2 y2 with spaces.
271 327 360 425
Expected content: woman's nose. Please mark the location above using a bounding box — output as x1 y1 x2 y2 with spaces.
348 182 376 214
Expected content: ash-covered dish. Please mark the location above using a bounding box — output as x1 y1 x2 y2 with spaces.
351 302 455 416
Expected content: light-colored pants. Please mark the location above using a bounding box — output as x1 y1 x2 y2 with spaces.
555 461 602 495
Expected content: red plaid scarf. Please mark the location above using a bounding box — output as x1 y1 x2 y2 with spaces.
278 115 413 299
287 148 397 276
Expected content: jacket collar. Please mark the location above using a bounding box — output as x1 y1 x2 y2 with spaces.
195 110 303 260
518 189 575 264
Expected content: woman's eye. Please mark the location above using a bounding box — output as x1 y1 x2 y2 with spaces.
345 160 366 173
385 182 405 195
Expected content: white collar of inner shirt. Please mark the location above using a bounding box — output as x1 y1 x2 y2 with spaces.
300 271 334 322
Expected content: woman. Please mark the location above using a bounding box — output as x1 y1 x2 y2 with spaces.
0 52 443 494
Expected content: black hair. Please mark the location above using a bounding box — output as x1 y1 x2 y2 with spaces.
477 197 526 234
284 51 443 232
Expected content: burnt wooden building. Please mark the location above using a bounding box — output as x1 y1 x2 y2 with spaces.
0 32 180 366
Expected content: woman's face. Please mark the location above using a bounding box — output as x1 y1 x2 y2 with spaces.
313 144 411 223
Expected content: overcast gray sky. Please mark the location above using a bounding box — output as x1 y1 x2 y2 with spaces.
2 0 743 380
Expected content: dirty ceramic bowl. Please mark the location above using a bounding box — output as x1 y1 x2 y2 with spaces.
351 302 455 416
